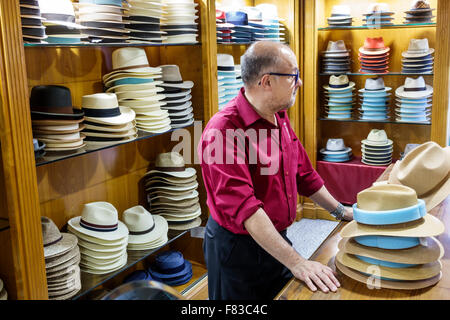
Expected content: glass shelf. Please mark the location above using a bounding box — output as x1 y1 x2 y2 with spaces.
0 218 9 232
319 118 431 125
318 23 436 31
320 72 433 76
24 42 201 48
217 41 289 46
35 123 196 167
72 228 190 300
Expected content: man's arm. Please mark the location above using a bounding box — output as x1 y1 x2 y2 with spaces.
309 185 353 221
244 208 340 293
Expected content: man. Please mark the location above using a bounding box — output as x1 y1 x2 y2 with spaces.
198 41 353 300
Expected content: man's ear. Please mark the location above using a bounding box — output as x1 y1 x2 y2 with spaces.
259 74 271 89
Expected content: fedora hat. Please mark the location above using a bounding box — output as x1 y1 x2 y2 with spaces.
323 75 355 91
68 201 129 241
359 37 390 55
359 77 391 94
322 40 350 54
361 129 392 147
388 141 450 211
82 93 135 125
158 65 194 89
41 216 78 259
217 53 236 73
320 138 351 154
146 152 196 178
402 38 434 58
328 5 352 19
395 76 433 98
148 250 192 280
122 205 168 246
39 0 83 29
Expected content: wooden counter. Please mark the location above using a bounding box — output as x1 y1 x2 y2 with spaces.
275 165 450 300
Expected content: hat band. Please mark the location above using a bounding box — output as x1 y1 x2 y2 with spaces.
404 86 427 92
329 83 349 88
155 166 186 172
365 87 385 91
83 107 121 118
129 223 155 236
164 80 183 84
80 219 118 232
44 235 63 247
218 66 235 71
41 14 76 24
31 105 74 114
153 261 186 274
112 64 150 72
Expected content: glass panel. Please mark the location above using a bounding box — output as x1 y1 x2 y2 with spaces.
318 23 436 31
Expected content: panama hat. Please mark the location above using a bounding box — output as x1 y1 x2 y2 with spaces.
167 216 201 231
359 37 390 55
395 76 433 98
41 216 78 259
402 38 434 58
158 65 194 89
38 0 84 29
388 141 450 211
82 93 136 125
148 250 192 279
361 129 393 147
323 75 355 91
68 201 129 241
146 152 196 178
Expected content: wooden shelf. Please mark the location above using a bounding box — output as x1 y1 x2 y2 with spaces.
0 218 9 232
24 42 201 48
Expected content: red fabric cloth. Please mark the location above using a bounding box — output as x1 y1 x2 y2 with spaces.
316 156 388 205
198 88 324 235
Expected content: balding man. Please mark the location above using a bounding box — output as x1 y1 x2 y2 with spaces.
198 42 353 300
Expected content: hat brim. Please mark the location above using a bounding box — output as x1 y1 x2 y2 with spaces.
84 106 135 126
68 216 129 241
167 216 201 230
323 82 355 91
146 167 196 179
44 233 79 259
128 215 168 245
148 258 192 279
45 245 80 269
395 85 433 98
359 47 390 55
402 48 435 58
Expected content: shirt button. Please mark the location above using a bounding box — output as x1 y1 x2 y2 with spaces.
288 195 292 199
285 171 289 175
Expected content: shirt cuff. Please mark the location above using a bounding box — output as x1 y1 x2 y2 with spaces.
234 197 264 230
298 170 325 198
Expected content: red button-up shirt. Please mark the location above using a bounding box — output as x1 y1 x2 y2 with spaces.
198 88 324 235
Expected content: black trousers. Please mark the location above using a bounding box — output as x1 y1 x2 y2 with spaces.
203 216 293 300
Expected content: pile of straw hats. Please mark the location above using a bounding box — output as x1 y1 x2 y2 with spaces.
42 217 81 300
75 0 128 43
122 205 168 251
362 3 394 26
30 85 86 152
395 76 432 123
145 152 202 231
81 93 137 150
322 75 355 119
0 278 7 300
358 77 391 121
252 4 285 42
361 129 393 166
103 47 171 133
388 141 450 211
148 250 192 286
217 54 242 111
223 11 257 44
161 0 199 44
321 40 351 75
124 0 167 44
20 0 47 43
401 38 434 74
68 202 129 274
327 5 353 27
335 184 445 290
319 138 352 162
358 37 390 74
158 65 195 128
404 0 435 24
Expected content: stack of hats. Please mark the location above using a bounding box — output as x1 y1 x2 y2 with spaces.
404 0 435 24
319 138 352 162
224 11 256 44
103 47 171 133
20 0 47 43
215 9 234 44
217 54 242 111
335 184 445 290
30 85 86 152
249 4 285 42
122 205 168 251
81 93 137 150
321 40 351 74
75 0 128 43
33 138 46 159
358 37 390 74
361 129 393 166
401 38 434 74
148 250 193 286
388 141 450 212
123 0 167 44
362 3 394 27
161 0 199 44
39 0 84 44
0 278 6 300
42 217 81 300
158 65 195 128
144 152 202 231
68 201 129 274
395 76 433 123
123 269 153 284
322 75 355 119
327 5 353 27
358 77 391 121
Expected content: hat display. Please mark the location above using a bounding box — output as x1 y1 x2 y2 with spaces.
67 201 129 274
335 184 445 289
358 37 390 74
358 77 391 121
161 0 199 44
223 11 257 43
388 141 450 211
33 138 46 159
362 3 394 26
158 65 195 128
361 129 393 166
123 269 153 283
244 5 286 43
217 54 242 111
327 5 353 28
103 47 171 133
144 152 202 230
321 40 351 74
74 0 128 43
319 138 353 162
401 39 434 74
0 278 7 300
30 85 86 152
395 76 433 123
148 250 193 286
20 0 47 44
41 216 81 300
322 75 355 119
404 0 436 24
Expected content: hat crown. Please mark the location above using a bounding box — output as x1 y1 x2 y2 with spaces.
82 93 119 109
122 205 154 232
81 201 118 227
217 53 235 68
367 129 388 143
155 152 185 169
326 138 345 151
404 76 426 89
326 40 347 52
395 141 450 196
331 5 351 16
407 39 430 52
160 65 183 82
329 75 349 86
38 0 76 15
367 2 390 13
41 216 62 246
365 77 385 90
241 6 262 20
357 184 418 211
364 37 386 50
30 85 73 109
411 0 430 9
256 4 279 20
111 47 150 71
226 11 248 25
155 250 185 269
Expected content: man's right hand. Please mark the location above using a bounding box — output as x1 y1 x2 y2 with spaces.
290 260 341 293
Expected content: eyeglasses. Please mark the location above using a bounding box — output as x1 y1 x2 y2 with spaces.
258 69 300 85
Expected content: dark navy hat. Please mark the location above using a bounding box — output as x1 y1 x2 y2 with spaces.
148 250 192 280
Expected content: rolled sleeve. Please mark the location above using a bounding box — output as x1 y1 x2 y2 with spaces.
296 141 324 197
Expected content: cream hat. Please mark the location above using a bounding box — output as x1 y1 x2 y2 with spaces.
395 76 433 98
361 129 393 147
82 93 136 125
402 38 434 58
159 65 194 89
145 152 196 178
